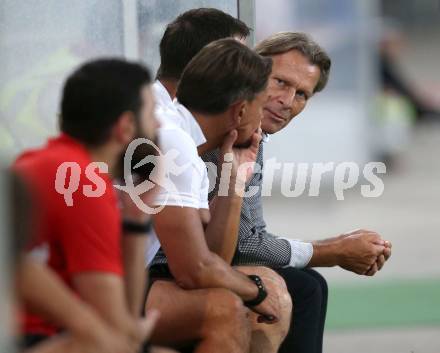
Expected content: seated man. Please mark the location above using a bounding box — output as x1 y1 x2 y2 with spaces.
203 32 392 353
7 172 138 353
13 59 164 352
146 39 291 353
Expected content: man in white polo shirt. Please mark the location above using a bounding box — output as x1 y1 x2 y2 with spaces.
145 39 291 353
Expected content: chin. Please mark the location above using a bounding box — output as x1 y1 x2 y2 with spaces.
262 122 281 135
233 138 252 148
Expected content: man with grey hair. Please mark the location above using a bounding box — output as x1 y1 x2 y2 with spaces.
202 32 392 353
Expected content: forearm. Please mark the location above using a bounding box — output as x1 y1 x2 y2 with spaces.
178 252 258 302
121 235 147 316
16 258 106 334
307 240 340 268
205 179 245 263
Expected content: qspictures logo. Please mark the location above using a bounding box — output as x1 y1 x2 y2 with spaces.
54 138 387 214
54 137 183 215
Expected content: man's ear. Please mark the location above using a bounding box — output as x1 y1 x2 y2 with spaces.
228 100 247 129
112 111 136 144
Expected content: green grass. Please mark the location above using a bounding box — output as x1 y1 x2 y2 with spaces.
326 278 440 330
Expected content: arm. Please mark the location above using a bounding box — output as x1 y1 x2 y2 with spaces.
154 206 280 322
205 144 391 274
16 257 134 353
203 130 261 262
54 176 156 351
204 182 244 262
117 171 160 316
153 206 257 300
121 235 147 316
308 229 391 275
203 141 310 268
72 273 139 336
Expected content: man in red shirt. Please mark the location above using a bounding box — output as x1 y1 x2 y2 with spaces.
14 59 162 352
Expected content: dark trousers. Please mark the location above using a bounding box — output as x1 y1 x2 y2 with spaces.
275 267 328 353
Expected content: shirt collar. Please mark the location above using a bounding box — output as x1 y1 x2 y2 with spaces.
174 101 207 147
152 80 173 108
262 132 270 143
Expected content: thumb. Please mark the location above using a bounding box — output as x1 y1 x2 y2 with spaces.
373 244 385 256
138 309 160 341
220 130 238 156
249 130 262 153
366 233 385 246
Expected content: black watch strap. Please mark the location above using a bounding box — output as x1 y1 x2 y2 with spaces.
244 275 267 307
122 219 153 235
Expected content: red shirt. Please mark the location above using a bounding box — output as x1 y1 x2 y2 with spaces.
14 134 123 336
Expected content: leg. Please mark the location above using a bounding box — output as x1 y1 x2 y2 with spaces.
236 266 292 353
146 280 251 353
275 267 328 353
303 269 328 353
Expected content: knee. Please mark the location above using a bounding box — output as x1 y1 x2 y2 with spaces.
240 266 288 291
253 267 292 313
206 288 250 328
266 271 292 315
250 268 292 337
272 283 292 340
316 271 328 300
306 269 328 302
205 289 251 348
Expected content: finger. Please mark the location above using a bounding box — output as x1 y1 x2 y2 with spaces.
383 247 392 260
366 233 384 245
376 254 386 270
220 130 238 155
384 240 392 249
249 131 262 153
373 244 385 256
365 263 378 276
257 315 278 324
138 309 160 341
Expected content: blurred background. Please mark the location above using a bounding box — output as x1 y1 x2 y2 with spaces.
1 0 439 352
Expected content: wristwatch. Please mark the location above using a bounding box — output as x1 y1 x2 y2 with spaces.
244 275 268 307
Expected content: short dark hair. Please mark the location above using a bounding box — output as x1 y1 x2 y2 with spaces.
176 38 272 115
60 58 151 146
157 8 250 81
255 32 331 93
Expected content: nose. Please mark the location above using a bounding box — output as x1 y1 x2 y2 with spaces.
278 88 296 108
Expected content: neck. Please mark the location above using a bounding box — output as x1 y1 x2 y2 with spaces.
192 110 230 155
88 143 120 178
159 78 178 99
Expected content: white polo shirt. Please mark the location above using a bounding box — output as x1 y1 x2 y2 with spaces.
152 80 206 144
152 80 174 111
145 97 209 265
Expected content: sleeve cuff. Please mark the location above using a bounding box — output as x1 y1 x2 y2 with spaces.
280 238 313 268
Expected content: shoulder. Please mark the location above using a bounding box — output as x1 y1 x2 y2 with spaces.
158 121 198 162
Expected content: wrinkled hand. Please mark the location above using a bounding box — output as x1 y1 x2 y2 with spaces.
366 239 392 275
219 128 262 187
337 229 388 276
